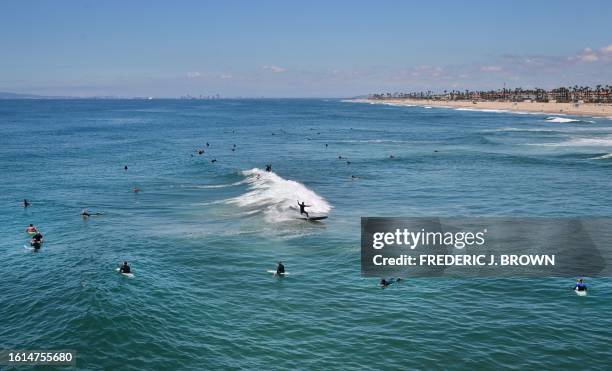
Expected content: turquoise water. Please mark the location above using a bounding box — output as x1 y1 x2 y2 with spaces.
1 99 612 369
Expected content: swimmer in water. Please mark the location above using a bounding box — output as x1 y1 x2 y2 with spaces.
23 199 30 208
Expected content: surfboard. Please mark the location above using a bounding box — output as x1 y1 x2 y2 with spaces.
24 244 37 251
575 288 587 296
298 216 328 221
267 270 290 276
115 267 134 278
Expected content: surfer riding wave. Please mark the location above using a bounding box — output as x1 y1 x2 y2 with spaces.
226 168 332 223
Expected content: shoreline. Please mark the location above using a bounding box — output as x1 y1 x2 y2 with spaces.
357 98 612 118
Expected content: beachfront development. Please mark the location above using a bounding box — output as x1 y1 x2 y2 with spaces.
367 86 612 117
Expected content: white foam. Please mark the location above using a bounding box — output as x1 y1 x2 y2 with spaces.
545 117 594 124
182 180 246 189
455 108 509 113
226 168 331 223
532 136 612 147
590 153 612 160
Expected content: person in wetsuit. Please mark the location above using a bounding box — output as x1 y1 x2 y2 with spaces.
297 201 311 218
31 232 43 249
119 261 131 274
23 199 30 208
379 277 402 289
265 164 272 172
276 261 285 276
575 278 587 292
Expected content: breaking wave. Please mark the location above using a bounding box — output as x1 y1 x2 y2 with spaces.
226 168 331 223
545 117 594 124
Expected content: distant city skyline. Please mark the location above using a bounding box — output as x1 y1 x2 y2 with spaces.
1 0 611 98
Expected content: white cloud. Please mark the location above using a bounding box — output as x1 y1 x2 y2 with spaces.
600 44 612 54
579 53 599 62
186 71 202 78
263 65 286 73
220 73 233 79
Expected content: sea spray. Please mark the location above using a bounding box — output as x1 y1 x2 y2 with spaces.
226 168 331 223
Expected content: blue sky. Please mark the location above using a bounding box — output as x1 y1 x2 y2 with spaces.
1 0 611 97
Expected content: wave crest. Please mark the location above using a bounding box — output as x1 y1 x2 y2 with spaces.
226 168 331 222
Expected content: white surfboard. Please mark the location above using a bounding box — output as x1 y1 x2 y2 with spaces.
575 288 587 296
266 270 290 276
116 267 134 278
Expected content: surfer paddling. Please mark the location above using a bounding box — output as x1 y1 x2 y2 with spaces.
379 277 402 289
297 200 311 218
276 261 285 276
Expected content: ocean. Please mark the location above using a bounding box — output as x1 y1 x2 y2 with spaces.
1 99 611 369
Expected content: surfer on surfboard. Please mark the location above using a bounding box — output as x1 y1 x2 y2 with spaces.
119 261 131 274
276 261 285 276
379 277 402 289
574 278 587 293
297 201 311 218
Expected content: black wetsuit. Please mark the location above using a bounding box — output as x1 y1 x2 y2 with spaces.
120 265 131 274
298 202 309 218
276 264 285 275
31 233 43 248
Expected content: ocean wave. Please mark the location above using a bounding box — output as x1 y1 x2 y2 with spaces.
455 108 509 113
225 168 331 223
181 180 246 189
590 153 612 160
492 127 558 133
530 136 612 147
545 117 595 124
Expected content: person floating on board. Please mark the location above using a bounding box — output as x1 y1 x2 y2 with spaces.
379 277 402 289
276 261 285 276
265 164 272 172
119 261 131 274
124 165 128 171
575 278 587 292
23 199 30 208
81 209 102 218
31 232 44 249
297 201 311 218
26 224 38 234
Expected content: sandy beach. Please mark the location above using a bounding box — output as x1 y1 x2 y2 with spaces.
361 98 612 117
